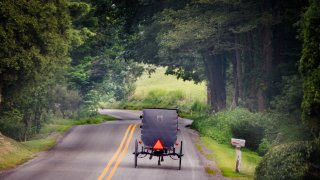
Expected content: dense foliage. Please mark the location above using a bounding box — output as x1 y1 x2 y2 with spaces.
0 0 72 141
0 0 319 178
126 0 307 113
0 0 143 140
122 1 319 177
255 141 320 179
191 108 264 149
300 0 320 137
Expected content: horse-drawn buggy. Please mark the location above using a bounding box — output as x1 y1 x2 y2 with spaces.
133 108 183 170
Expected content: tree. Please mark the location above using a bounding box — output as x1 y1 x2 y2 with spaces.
300 0 320 137
0 0 73 140
68 0 144 108
0 0 71 105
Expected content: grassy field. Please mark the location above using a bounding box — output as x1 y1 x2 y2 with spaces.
133 67 207 102
0 114 116 170
110 67 208 111
201 137 261 179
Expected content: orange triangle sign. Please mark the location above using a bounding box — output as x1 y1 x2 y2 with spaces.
153 139 164 150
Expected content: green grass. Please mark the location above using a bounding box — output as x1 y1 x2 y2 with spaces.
0 137 57 170
75 114 117 125
134 67 206 102
0 114 117 170
111 67 208 111
201 137 261 179
0 136 33 170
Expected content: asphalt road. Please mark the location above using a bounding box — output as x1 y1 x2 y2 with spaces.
0 109 212 180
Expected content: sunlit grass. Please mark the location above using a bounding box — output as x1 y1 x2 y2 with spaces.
133 67 207 102
201 137 261 179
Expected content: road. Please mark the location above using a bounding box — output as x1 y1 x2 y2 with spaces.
0 109 217 180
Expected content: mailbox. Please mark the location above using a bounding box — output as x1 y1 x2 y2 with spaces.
231 138 245 173
231 138 245 147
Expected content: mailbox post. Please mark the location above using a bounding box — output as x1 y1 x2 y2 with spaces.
231 138 245 173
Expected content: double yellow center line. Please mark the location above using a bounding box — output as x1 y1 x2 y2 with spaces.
98 124 138 180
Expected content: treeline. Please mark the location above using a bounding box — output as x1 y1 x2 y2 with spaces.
115 0 319 178
123 0 319 137
0 0 142 141
0 0 319 177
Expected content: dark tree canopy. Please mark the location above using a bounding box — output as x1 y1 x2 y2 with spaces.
300 0 320 136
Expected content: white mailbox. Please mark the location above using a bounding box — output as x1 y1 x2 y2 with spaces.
231 138 245 173
231 138 245 147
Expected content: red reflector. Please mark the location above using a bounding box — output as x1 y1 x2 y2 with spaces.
138 140 142 144
153 139 164 150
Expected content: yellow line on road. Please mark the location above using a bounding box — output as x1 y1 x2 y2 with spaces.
97 124 133 180
106 124 138 180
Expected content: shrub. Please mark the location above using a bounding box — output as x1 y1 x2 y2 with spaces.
255 141 320 180
0 109 24 140
231 119 265 150
192 108 263 145
50 85 81 118
191 100 208 112
257 138 271 156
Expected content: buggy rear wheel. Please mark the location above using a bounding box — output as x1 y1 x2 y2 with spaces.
179 141 183 170
134 140 138 168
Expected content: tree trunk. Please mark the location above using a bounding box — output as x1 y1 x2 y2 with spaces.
231 33 243 109
204 54 226 112
247 30 258 111
23 112 31 142
230 57 238 110
257 88 266 112
235 34 243 100
263 25 273 77
0 84 2 107
207 84 211 106
35 108 42 133
257 24 273 112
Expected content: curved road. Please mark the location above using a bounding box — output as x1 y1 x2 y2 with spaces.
0 109 217 180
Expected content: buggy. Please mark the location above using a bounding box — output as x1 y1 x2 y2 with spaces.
133 108 183 170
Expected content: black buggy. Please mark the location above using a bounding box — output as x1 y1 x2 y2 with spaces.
133 108 184 170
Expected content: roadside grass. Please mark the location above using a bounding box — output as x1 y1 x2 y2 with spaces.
189 109 263 179
75 114 117 125
0 136 32 170
0 114 117 171
201 137 261 179
22 138 57 153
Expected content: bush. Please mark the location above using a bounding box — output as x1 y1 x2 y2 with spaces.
231 119 265 150
257 138 271 156
255 141 320 180
192 108 264 145
50 85 81 118
192 114 232 144
0 109 24 140
191 100 208 112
